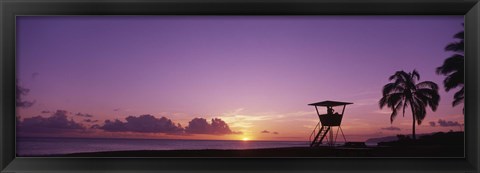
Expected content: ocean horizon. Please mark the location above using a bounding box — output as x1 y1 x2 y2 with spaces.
16 137 311 156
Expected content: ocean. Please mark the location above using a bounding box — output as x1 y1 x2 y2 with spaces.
16 137 308 156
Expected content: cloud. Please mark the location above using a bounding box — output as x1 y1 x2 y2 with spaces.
84 119 99 123
113 108 121 111
75 112 94 118
353 98 378 106
260 130 279 134
380 126 401 131
99 114 183 134
437 119 461 127
219 108 299 129
41 110 50 114
185 118 241 135
16 83 34 108
373 110 392 115
91 124 101 129
18 110 85 133
429 121 436 127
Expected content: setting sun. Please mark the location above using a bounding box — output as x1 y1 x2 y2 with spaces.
242 137 250 141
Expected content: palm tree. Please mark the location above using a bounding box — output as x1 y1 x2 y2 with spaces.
436 25 464 107
379 70 440 140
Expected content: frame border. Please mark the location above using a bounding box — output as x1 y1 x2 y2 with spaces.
1 0 479 172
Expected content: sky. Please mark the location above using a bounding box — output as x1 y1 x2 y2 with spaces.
16 16 464 142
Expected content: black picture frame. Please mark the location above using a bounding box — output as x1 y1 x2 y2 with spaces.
1 0 479 172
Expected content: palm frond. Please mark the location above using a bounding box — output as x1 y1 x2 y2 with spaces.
444 71 464 91
411 69 420 81
410 99 427 125
415 107 427 125
453 87 465 107
436 54 464 75
379 96 388 109
387 93 404 108
453 97 464 107
445 29 464 53
391 100 404 123
389 71 409 82
416 81 439 91
414 89 440 111
445 41 464 53
382 83 398 96
402 99 408 117
453 31 464 40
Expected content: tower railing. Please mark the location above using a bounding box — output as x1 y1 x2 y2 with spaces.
309 122 320 144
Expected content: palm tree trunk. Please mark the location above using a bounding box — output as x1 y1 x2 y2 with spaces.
412 114 416 140
410 105 416 140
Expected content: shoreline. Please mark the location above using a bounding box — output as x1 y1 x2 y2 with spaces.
21 145 464 157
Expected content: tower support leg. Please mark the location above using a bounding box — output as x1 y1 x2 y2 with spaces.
339 126 347 143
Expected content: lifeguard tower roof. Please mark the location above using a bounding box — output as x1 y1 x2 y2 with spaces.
308 100 353 107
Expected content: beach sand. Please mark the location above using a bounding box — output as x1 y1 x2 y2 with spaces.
48 145 464 157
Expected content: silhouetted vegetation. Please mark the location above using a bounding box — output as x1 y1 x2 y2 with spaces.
378 131 463 147
436 24 464 108
379 70 440 140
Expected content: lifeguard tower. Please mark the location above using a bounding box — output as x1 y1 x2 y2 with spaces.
308 100 353 147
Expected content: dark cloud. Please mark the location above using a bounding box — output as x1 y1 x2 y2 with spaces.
113 108 120 111
437 119 461 127
99 114 183 134
185 118 241 135
41 110 50 114
273 132 279 135
16 83 34 108
75 112 94 118
100 119 126 132
18 110 85 133
261 130 270 133
380 126 401 131
84 119 99 123
429 121 436 127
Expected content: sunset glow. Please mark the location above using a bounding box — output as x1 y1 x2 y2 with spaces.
16 16 464 144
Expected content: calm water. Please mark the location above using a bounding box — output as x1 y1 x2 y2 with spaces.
17 137 308 156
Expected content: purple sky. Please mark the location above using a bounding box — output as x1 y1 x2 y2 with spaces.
16 16 464 141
